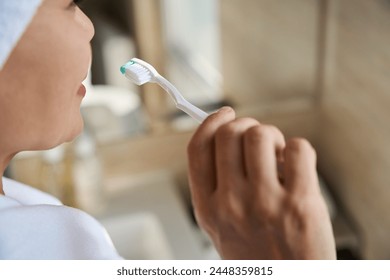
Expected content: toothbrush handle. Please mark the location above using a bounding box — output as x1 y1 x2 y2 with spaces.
177 101 209 123
155 75 209 123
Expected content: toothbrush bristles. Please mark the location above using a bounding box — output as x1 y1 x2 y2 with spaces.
124 63 152 85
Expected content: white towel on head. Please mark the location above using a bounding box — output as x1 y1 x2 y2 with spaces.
0 0 42 70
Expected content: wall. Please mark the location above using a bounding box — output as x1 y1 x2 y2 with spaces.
220 0 322 146
318 0 390 259
221 0 320 107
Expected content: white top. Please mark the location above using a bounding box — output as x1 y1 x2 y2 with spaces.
0 177 122 259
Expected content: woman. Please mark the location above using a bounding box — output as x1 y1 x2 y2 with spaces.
0 0 336 259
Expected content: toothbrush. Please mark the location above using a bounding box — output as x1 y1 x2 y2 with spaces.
120 58 209 123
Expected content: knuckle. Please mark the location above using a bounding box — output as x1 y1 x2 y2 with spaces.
266 125 284 139
286 138 315 154
236 117 260 126
215 122 239 140
215 118 260 143
245 125 272 143
246 125 266 138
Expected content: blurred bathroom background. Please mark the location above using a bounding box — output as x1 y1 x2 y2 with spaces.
6 0 390 259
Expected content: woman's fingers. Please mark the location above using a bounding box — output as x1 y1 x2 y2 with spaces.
243 125 286 188
283 138 320 193
215 118 260 190
187 107 235 203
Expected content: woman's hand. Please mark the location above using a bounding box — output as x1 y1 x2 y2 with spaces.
187 107 336 259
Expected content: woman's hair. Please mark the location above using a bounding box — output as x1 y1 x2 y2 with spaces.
0 0 42 70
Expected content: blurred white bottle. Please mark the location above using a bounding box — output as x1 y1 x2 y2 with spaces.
40 146 66 200
72 132 105 215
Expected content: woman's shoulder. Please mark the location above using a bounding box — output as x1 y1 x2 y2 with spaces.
0 179 121 260
0 202 121 259
2 177 62 206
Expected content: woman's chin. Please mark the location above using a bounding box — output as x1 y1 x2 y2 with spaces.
64 119 84 143
24 114 85 152
52 117 85 147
